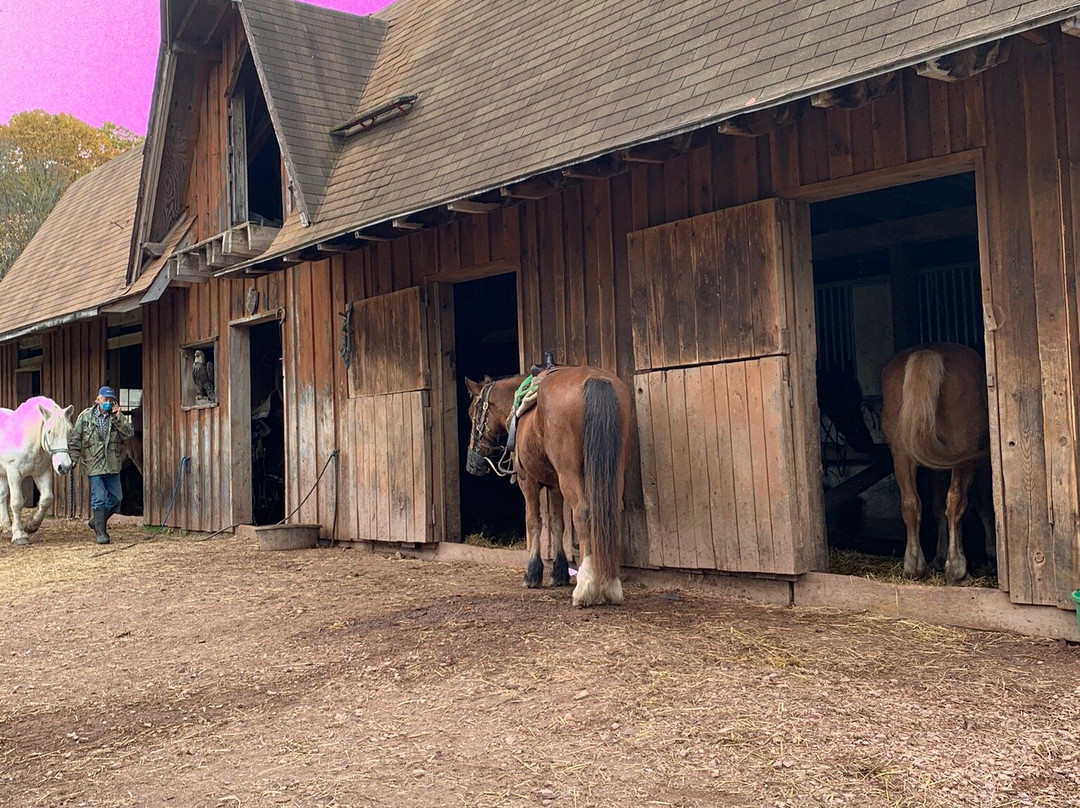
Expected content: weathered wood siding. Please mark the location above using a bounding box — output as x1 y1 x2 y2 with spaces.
141 26 1079 606
42 321 108 519
629 200 824 575
187 21 247 243
0 343 19 407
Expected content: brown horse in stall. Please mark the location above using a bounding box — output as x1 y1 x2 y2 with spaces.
465 365 633 607
881 343 991 584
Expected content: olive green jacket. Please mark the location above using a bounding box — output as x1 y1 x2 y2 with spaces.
70 406 134 476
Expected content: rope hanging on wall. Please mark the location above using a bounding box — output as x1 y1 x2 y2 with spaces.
338 302 353 369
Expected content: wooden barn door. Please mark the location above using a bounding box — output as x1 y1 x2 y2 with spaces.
344 287 433 543
628 198 825 574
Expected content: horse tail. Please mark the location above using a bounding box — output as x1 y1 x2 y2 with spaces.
898 349 977 469
582 377 623 588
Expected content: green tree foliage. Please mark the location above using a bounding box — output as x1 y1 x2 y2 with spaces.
0 111 142 277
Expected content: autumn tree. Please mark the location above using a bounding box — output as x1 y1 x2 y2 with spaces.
0 111 142 277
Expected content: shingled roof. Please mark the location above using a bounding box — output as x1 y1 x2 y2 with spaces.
228 0 1080 267
0 145 145 342
239 0 386 223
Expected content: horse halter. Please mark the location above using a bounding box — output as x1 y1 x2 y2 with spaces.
40 418 70 458
468 381 514 477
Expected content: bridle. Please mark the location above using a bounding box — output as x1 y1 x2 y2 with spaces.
469 381 514 477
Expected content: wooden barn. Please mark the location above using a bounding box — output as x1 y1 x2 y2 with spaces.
30 0 1075 637
0 145 151 518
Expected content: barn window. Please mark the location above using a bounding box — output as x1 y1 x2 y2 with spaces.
226 50 283 228
16 336 42 370
181 340 217 410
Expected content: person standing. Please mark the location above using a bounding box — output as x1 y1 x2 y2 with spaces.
69 386 134 544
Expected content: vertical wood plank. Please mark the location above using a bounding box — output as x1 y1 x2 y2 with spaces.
633 375 663 568
825 107 854 179
647 370 680 567
929 80 952 157
984 49 1048 604
682 366 717 569
705 363 738 571
903 72 934 163
743 360 776 572
724 361 761 572
1022 39 1077 607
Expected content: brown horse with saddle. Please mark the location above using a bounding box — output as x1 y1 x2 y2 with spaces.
465 362 633 607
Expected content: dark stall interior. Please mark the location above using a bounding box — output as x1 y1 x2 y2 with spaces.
810 173 996 582
453 272 525 545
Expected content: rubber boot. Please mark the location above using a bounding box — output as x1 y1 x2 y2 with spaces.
91 509 110 545
102 507 117 541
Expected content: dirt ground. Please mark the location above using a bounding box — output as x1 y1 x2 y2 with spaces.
1 520 1078 808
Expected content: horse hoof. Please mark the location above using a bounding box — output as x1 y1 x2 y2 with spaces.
523 556 544 588
945 560 968 585
550 555 571 587
11 536 29 547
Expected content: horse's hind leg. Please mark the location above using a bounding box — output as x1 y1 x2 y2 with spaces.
23 472 52 534
894 453 928 579
547 488 571 587
0 476 10 541
521 477 545 588
944 465 975 584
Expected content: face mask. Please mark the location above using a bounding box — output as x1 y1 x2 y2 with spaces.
102 401 113 412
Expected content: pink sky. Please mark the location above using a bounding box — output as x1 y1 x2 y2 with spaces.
0 0 390 136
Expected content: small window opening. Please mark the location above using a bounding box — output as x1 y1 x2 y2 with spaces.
229 55 283 227
181 341 217 409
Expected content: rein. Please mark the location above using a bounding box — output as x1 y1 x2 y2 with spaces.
470 381 515 478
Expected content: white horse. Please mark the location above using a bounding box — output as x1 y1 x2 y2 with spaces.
0 397 74 546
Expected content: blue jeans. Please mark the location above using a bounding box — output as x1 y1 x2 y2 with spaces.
89 474 123 512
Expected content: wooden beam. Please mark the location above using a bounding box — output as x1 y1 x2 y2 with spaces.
392 216 424 230
171 39 222 62
314 238 358 253
823 454 892 512
1062 16 1080 37
176 250 209 277
915 40 1010 82
812 205 976 259
106 332 144 351
619 141 674 163
425 257 520 284
500 173 564 200
618 129 711 162
222 223 280 258
354 232 390 242
779 149 979 202
165 256 199 286
447 199 501 214
562 154 626 180
717 98 808 137
811 72 899 110
206 237 244 269
143 241 168 258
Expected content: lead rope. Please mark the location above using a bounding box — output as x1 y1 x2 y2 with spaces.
484 448 515 478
